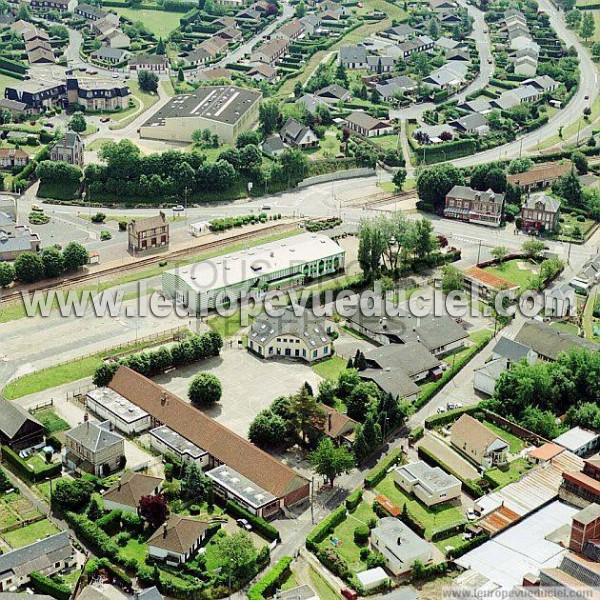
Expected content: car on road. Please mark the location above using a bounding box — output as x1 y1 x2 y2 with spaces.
112 73 119 78
88 69 98 75
487 57 493 64
100 117 111 123
236 518 252 531
436 406 446 414
467 509 478 521
585 94 590 99
447 402 463 410
261 205 272 210
172 205 185 212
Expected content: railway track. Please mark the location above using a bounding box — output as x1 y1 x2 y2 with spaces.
0 221 298 305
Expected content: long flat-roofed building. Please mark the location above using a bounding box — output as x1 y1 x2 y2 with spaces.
150 425 209 468
86 387 152 434
162 233 345 314
139 86 262 144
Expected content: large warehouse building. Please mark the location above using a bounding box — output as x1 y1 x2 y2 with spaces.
138 85 262 144
162 233 346 314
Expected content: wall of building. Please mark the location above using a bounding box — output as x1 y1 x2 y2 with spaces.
86 398 152 435
149 435 210 469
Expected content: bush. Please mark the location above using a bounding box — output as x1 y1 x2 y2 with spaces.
408 425 424 443
100 230 112 241
430 521 468 541
1 445 61 482
354 525 370 544
225 500 280 541
247 556 293 600
364 447 403 488
316 547 351 582
306 505 347 551
97 509 122 533
447 533 488 559
115 531 131 546
345 488 363 512
121 511 144 533
91 212 106 223
29 571 71 600
424 405 478 429
64 512 119 559
189 504 201 515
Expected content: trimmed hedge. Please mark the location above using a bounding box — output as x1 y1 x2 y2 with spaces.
424 405 479 429
1 445 62 482
0 56 27 74
430 520 468 542
353 525 370 544
408 425 424 443
447 533 488 559
97 509 122 532
345 488 363 512
225 500 280 541
65 512 119 559
306 505 347 551
247 556 293 600
364 447 403 489
418 445 486 498
29 571 71 600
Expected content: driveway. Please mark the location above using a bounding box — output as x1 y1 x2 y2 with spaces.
419 433 480 480
155 347 322 438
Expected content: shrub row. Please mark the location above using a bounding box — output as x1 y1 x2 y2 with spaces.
447 533 488 559
247 556 293 600
0 55 27 74
84 557 132 589
209 213 268 231
345 488 363 512
424 405 479 429
97 509 122 532
408 425 424 443
1 445 62 482
65 512 119 559
29 571 71 600
364 447 403 489
306 505 347 551
417 445 486 498
225 500 280 541
430 520 468 542
412 561 449 581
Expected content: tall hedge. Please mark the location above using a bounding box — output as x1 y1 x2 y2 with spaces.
29 571 71 600
306 505 347 551
225 500 280 541
1 445 62 482
364 447 403 489
247 556 293 600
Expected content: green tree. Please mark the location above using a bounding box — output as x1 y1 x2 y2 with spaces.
0 468 11 493
0 262 15 287
556 169 583 206
310 437 355 486
521 239 545 260
416 163 464 211
236 130 261 148
214 531 258 582
177 67 184 82
411 217 436 259
156 38 166 55
392 168 407 191
335 63 348 87
69 113 87 133
289 385 325 444
63 241 89 271
295 0 306 16
280 148 308 184
580 11 595 41
14 252 44 283
52 479 93 510
572 151 588 175
507 158 533 174
87 496 103 521
41 247 65 279
248 409 287 447
317 379 336 406
259 101 280 135
565 8 581 29
188 373 222 406
138 69 159 93
441 264 462 295
17 2 31 19
346 381 380 421
181 462 206 500
294 81 303 98
491 245 509 263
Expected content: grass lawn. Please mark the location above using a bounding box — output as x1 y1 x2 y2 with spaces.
0 73 23 94
280 571 299 591
119 538 148 563
35 477 70 501
309 566 342 600
3 519 60 548
113 7 183 37
372 133 400 150
550 320 579 334
485 457 532 488
60 568 82 588
375 475 464 538
435 531 469 555
482 420 527 454
305 129 342 160
312 355 346 380
33 409 70 433
86 138 112 152
207 310 254 339
109 80 160 128
484 258 539 290
555 213 595 243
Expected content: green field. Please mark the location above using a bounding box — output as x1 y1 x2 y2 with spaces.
3 519 60 548
312 355 347 380
114 7 183 37
484 258 539 290
33 409 71 433
481 420 527 454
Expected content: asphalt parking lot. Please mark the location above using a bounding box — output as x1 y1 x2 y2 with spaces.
155 348 322 438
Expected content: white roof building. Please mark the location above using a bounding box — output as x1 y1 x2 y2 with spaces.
554 427 600 457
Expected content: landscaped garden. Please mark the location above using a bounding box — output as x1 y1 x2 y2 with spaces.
481 420 527 455
483 259 540 290
3 518 60 548
484 457 532 489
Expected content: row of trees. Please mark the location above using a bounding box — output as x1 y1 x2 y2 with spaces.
0 241 89 287
486 347 600 438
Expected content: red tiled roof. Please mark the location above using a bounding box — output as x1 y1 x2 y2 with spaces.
507 162 571 187
463 266 519 291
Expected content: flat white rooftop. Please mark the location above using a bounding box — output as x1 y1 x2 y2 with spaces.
456 501 579 589
165 233 344 293
554 426 599 452
87 387 148 423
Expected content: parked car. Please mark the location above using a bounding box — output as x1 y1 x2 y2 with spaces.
261 205 272 210
236 518 252 531
172 204 185 212
447 402 463 410
467 509 478 521
436 406 446 414
100 117 111 123
341 590 358 600
112 73 119 79
44 122 54 128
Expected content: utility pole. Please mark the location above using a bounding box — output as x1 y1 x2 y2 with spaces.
310 476 315 524
477 238 482 264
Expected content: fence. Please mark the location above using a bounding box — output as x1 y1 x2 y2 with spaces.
297 168 376 189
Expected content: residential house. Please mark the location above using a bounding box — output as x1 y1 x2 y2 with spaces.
571 254 600 294
0 396 44 450
278 585 319 600
108 366 310 511
91 16 118 37
366 55 394 73
0 148 29 170
184 47 212 67
435 36 460 50
422 60 468 89
0 532 76 592
436 11 461 24
0 214 41 261
102 29 131 50
514 320 599 361
147 515 210 564
248 63 277 83
198 37 229 59
514 54 537 76
446 48 470 62
524 75 559 93
359 367 419 403
430 0 457 12
554 428 600 458
457 97 492 114
63 419 125 476
491 336 538 365
314 83 350 103
473 357 509 396
127 212 169 253
216 25 242 42
22 28 50 43
280 118 319 149
0 99 30 119
66 77 130 112
357 568 390 592
338 44 368 69
343 111 394 137
50 131 84 167
149 425 209 468
28 48 56 64
261 134 286 156
91 46 131 64
450 113 489 136
30 0 76 12
236 7 261 21
25 39 52 53
75 3 108 20
375 75 417 100
363 342 441 382
520 193 561 232
382 23 415 41
450 414 509 468
393 461 461 506
86 387 152 434
546 283 575 318
321 405 357 446
319 8 343 23
247 307 333 361
397 35 434 59
103 471 162 513
129 55 170 75
216 0 244 6
274 19 305 41
251 38 288 65
444 185 504 227
301 14 322 35
507 161 571 192
296 93 330 114
370 517 433 576
211 16 236 28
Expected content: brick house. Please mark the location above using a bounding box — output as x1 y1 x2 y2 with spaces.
127 212 170 253
444 185 504 227
520 193 561 232
50 131 84 167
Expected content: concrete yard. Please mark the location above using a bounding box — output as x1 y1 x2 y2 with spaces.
155 347 322 438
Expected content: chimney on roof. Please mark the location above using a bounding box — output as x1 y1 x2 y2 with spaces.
84 412 89 422
163 524 168 538
328 413 332 431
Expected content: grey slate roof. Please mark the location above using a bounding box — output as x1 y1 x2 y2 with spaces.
66 420 123 452
280 118 315 144
339 44 367 64
297 93 329 114
92 46 129 61
523 193 561 214
375 75 416 98
315 83 350 101
359 367 419 400
514 320 598 361
344 110 389 131
384 24 416 37
492 336 533 362
53 131 82 150
136 587 164 600
458 97 491 113
366 55 395 69
364 341 440 377
261 134 285 154
0 397 43 440
447 186 504 205
451 112 488 131
0 532 73 579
